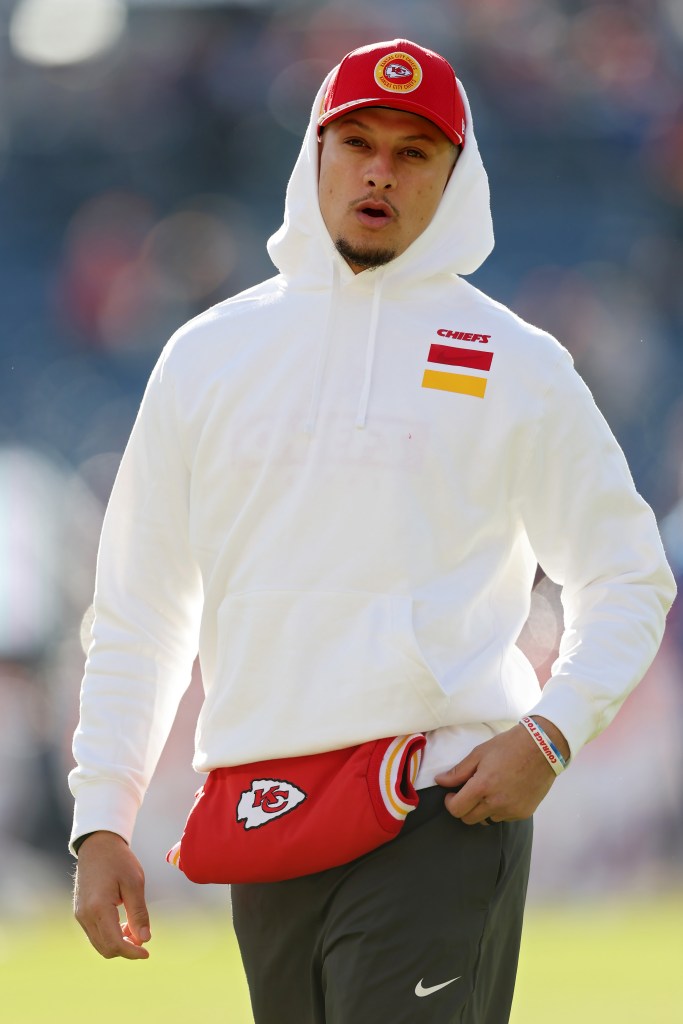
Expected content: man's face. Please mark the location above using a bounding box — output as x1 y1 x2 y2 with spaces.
318 106 458 274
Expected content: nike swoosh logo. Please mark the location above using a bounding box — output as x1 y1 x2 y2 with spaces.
415 976 461 997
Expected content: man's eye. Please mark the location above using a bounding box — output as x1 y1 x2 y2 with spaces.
345 138 368 147
404 148 425 159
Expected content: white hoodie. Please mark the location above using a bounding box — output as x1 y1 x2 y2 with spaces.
69 75 676 850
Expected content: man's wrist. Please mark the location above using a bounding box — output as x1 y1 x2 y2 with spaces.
72 832 97 855
73 830 126 856
531 716 570 763
518 715 569 776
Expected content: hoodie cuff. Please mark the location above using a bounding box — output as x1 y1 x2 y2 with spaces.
69 779 140 857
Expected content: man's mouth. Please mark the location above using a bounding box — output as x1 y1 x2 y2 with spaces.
353 200 396 227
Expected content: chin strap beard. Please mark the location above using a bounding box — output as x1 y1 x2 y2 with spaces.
334 237 397 270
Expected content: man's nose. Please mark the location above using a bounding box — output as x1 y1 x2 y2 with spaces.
364 154 397 190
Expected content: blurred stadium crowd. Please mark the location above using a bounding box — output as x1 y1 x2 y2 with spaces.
0 0 682 914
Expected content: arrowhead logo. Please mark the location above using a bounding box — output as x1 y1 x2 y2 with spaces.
236 778 307 830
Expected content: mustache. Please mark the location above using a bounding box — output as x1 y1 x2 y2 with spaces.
348 192 400 217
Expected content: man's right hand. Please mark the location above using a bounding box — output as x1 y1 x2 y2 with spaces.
73 831 152 960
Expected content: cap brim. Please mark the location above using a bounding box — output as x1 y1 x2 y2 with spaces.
318 97 464 146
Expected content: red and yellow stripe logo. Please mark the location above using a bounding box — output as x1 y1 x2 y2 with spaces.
377 734 424 822
422 343 493 398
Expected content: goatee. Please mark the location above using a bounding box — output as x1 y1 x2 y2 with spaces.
335 237 397 271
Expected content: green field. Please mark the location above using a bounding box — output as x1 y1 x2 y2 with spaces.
2 896 682 1023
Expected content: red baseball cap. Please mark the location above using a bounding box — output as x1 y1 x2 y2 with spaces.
318 39 466 146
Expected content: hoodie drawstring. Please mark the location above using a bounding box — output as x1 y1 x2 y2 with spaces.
305 266 384 434
355 271 385 429
304 262 339 435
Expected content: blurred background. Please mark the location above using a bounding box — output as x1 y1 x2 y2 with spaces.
0 0 682 976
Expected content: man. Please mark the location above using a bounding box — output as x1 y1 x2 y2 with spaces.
71 39 676 1023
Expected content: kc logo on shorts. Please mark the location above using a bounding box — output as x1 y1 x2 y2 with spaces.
236 778 307 830
374 52 422 93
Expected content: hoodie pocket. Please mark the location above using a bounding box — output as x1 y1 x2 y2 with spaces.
206 590 449 747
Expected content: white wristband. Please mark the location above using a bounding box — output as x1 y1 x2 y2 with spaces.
519 716 567 776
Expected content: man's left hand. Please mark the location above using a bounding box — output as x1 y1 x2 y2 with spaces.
434 717 570 825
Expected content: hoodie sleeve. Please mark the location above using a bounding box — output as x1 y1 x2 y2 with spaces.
519 347 676 758
68 346 203 854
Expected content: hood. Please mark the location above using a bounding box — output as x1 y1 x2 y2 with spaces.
267 70 495 288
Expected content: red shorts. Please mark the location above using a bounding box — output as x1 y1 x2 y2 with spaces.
166 733 425 883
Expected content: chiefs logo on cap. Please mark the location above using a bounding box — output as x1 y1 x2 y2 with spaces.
236 778 307 830
374 51 422 93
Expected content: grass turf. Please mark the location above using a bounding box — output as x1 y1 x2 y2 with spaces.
511 895 683 1023
1 896 681 1022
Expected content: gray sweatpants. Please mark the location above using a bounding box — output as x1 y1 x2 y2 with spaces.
231 785 533 1023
